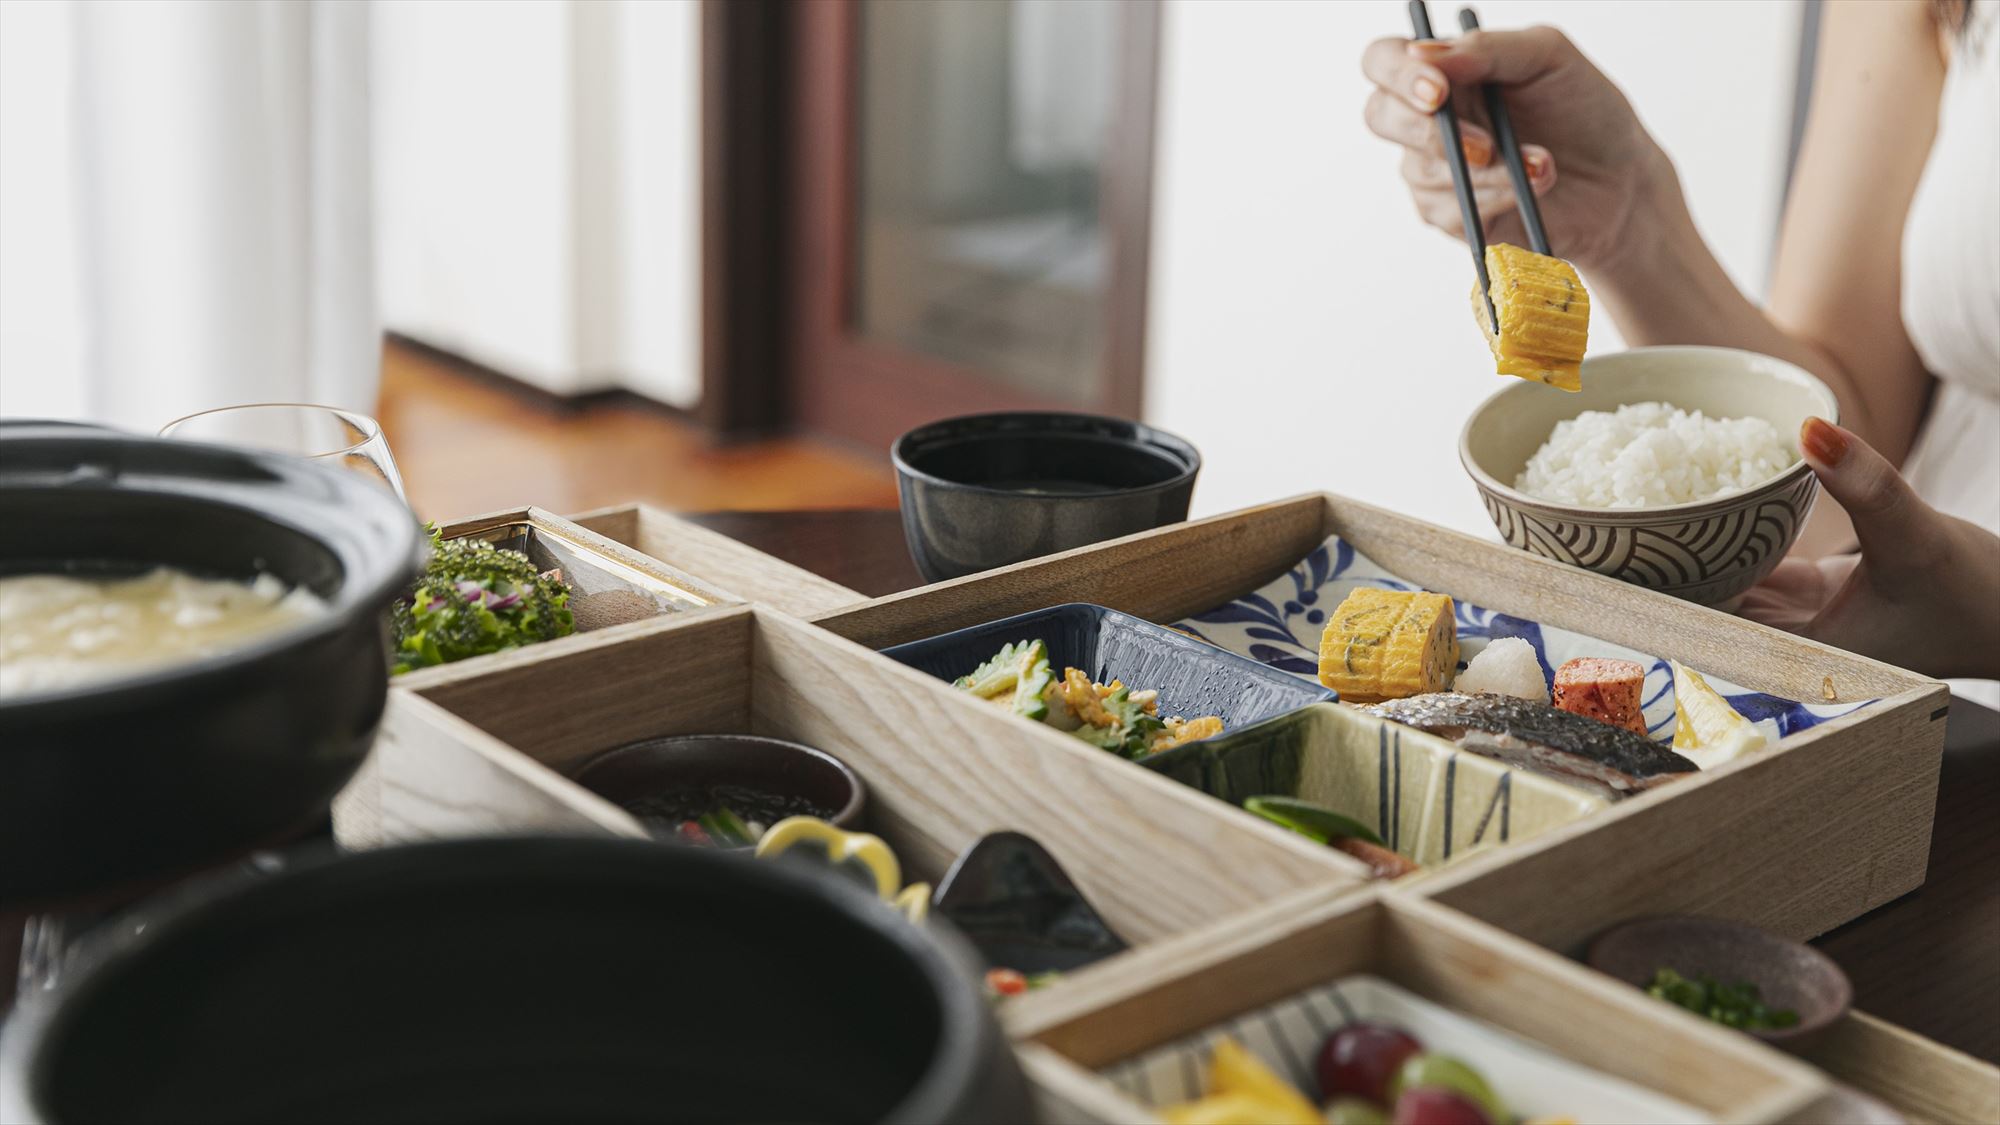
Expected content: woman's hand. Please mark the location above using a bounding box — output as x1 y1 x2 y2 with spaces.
1740 419 2000 681
1360 27 1669 272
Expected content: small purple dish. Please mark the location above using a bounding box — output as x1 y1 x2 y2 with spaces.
1587 914 1851 1052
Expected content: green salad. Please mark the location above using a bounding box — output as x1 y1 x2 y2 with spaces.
391 526 574 674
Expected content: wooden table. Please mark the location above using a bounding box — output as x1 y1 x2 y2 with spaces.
688 508 2000 1065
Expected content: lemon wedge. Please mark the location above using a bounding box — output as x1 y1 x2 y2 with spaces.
1669 659 1768 769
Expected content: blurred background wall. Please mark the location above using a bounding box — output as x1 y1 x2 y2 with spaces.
0 0 1808 530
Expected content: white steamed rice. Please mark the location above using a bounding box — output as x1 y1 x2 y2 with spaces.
1515 401 1797 508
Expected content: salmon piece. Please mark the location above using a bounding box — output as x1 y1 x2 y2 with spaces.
1553 657 1649 735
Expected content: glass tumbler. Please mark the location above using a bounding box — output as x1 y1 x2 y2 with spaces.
159 403 407 500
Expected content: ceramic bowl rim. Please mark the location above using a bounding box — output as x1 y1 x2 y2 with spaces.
1584 912 1853 1044
891 410 1202 501
1457 345 1839 521
566 733 868 829
0 429 425 717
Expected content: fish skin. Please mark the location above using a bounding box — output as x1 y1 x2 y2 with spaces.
1363 691 1698 799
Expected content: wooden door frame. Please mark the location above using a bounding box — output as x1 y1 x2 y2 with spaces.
700 0 1161 446
698 0 792 439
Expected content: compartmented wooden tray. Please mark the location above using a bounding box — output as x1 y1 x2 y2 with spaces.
571 503 866 617
341 603 1371 966
810 491 1949 947
332 506 740 845
328 491 1995 1122
1007 887 1829 1124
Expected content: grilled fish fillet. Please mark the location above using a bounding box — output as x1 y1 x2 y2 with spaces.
1364 692 1697 801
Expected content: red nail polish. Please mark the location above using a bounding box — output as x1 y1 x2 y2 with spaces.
1409 40 1453 56
1525 152 1549 178
1800 417 1848 466
1465 134 1492 166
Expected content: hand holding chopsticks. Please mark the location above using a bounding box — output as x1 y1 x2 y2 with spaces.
1404 1 1553 326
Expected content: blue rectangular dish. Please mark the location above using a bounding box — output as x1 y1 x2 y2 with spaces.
878 602 1335 733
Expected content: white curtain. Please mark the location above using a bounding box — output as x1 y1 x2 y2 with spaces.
0 0 375 431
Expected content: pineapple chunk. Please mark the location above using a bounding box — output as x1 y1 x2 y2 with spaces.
1318 588 1458 703
1475 242 1590 391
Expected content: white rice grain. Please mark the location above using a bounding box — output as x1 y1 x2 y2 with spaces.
1515 402 1796 508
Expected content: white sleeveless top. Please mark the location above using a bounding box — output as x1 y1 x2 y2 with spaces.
1900 0 2000 538
1899 1 2000 703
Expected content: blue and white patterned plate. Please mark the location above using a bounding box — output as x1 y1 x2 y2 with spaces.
1175 535 1871 741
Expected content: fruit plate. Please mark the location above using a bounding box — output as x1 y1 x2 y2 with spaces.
1008 887 1825 1124
1105 973 1706 1123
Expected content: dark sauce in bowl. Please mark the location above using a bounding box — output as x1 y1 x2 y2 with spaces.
621 785 834 845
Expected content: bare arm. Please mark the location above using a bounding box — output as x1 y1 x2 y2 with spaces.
1368 8 1944 461
1592 2 1943 463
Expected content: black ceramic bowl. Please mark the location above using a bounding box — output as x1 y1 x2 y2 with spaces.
0 423 425 908
892 412 1200 582
0 836 1031 1124
569 733 867 840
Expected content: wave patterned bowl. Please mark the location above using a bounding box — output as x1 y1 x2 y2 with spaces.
1460 346 1838 608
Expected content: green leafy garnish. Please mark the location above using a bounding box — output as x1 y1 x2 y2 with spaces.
391 525 575 674
1646 968 1800 1031
1244 796 1384 846
697 807 756 848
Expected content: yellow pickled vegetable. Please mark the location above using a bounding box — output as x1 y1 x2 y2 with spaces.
1669 659 1769 769
1318 588 1458 703
1161 1039 1322 1125
1475 242 1590 391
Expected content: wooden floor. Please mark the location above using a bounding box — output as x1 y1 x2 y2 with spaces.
374 341 899 523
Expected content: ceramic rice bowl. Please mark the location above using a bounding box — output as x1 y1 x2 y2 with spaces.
1459 347 1838 608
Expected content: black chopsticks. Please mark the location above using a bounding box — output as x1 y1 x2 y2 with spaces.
1407 1 1552 329
1407 0 1494 328
1458 7 1551 256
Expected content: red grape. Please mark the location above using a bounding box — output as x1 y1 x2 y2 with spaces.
1317 1023 1425 1104
1392 1088 1494 1125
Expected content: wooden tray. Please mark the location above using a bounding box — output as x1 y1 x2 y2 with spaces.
1007 885 1828 1124
811 492 1949 948
571 503 865 617
341 603 1371 963
332 505 739 846
326 492 1991 1121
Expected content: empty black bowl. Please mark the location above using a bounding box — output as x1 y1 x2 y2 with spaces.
0 423 425 908
569 734 867 840
0 836 1031 1124
892 412 1200 582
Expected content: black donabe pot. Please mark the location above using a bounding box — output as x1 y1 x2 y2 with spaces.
0 837 1033 1124
892 412 1201 583
0 423 426 908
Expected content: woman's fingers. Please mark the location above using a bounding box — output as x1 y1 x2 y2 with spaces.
1364 88 1494 167
1408 25 1575 87
1363 36 1449 113
1400 144 1554 193
1798 418 1941 570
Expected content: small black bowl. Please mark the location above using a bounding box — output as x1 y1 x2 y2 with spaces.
568 734 867 840
0 423 426 908
892 412 1201 582
0 836 1031 1124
